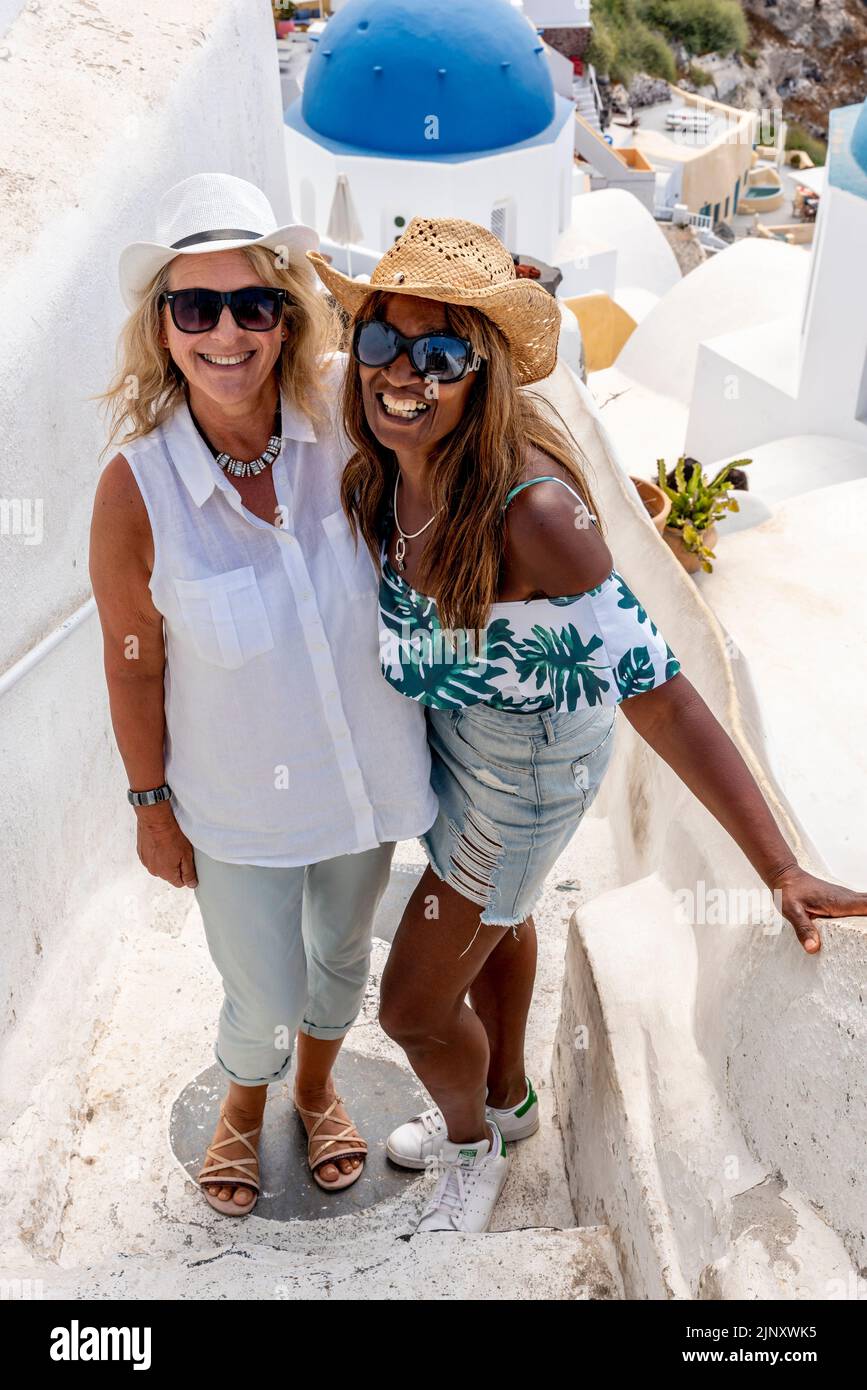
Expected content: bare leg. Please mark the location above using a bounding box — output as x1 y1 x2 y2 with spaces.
293 1032 363 1184
203 1081 267 1209
379 868 516 1145
468 915 537 1109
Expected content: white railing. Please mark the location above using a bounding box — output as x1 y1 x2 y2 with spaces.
588 62 604 125
653 204 713 232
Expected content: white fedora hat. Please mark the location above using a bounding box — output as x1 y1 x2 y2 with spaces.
118 172 319 311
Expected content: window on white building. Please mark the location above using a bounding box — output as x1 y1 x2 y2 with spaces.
490 199 514 249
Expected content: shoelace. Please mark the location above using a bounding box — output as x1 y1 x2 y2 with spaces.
422 1163 471 1228
417 1107 442 1137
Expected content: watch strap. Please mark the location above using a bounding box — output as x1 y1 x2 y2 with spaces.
128 783 172 806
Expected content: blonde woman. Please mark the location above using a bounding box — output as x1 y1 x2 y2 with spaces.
89 175 436 1215
309 218 867 1234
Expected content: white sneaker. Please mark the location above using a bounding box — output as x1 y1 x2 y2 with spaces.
415 1121 510 1233
387 1077 539 1171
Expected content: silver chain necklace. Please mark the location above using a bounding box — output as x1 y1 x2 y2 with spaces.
196 401 282 479
392 471 442 572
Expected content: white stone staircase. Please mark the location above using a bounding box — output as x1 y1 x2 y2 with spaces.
0 832 626 1301
573 75 602 134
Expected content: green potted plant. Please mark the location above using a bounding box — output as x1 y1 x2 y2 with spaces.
630 476 671 533
657 456 751 573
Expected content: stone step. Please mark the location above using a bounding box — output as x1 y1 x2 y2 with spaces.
573 83 601 132
2 1225 624 1300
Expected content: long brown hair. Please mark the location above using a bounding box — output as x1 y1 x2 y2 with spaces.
95 244 340 461
339 290 604 633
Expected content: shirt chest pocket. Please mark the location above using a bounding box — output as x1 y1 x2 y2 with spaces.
171 566 275 670
321 508 379 601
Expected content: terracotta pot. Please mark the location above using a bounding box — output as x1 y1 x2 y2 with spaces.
663 523 717 574
630 476 671 533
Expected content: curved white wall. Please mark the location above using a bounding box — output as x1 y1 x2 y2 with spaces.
563 187 681 299
616 238 810 404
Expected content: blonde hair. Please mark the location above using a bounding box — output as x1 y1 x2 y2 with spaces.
339 291 604 634
95 244 340 461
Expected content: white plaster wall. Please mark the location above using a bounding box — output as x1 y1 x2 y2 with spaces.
0 0 293 1040
687 325 867 462
616 238 810 405
557 243 618 299
589 170 657 215
798 184 867 425
686 187 867 460
559 187 681 298
284 114 575 260
536 362 866 1288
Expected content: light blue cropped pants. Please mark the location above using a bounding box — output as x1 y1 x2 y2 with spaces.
192 842 395 1087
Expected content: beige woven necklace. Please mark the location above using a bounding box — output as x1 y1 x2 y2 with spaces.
392 472 442 573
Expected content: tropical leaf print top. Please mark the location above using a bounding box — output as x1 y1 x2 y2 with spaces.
378 476 682 713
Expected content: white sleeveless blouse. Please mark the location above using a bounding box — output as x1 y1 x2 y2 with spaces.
119 357 437 865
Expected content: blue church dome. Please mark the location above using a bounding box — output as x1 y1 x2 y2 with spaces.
300 0 557 156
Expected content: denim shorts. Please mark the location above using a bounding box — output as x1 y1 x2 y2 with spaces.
420 701 618 929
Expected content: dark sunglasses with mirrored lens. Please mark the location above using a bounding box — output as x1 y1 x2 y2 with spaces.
351 319 483 383
157 286 288 333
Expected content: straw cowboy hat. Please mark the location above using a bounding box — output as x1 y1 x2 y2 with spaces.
118 172 319 311
307 217 562 386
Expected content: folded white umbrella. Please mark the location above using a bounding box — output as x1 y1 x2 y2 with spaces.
326 173 364 279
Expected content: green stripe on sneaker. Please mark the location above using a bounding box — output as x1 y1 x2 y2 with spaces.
514 1077 537 1118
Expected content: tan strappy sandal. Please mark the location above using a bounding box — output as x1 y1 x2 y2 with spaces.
196 1102 262 1216
294 1093 368 1192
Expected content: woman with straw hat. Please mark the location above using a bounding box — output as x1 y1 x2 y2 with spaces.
89 174 437 1215
308 216 867 1234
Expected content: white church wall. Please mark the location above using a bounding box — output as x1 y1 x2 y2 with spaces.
285 113 574 261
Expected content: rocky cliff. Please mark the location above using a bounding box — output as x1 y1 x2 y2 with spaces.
737 0 867 138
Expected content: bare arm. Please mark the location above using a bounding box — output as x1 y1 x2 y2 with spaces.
506 478 867 953
89 454 197 889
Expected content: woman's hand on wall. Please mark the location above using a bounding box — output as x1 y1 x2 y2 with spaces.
766 862 867 955
621 674 867 954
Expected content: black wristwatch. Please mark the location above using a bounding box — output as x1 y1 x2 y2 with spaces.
128 783 172 807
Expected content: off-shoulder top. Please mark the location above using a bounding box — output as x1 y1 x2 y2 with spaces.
378 475 682 712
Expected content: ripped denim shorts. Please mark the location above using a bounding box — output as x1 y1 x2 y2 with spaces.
420 700 618 930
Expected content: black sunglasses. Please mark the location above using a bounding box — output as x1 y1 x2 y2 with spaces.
157 286 288 333
351 319 483 383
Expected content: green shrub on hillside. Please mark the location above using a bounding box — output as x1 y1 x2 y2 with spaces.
586 15 618 80
685 63 713 87
786 122 827 167
631 27 678 81
588 0 748 83
639 0 749 56
588 0 676 85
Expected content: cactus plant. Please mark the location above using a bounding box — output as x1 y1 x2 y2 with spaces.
656 456 751 573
